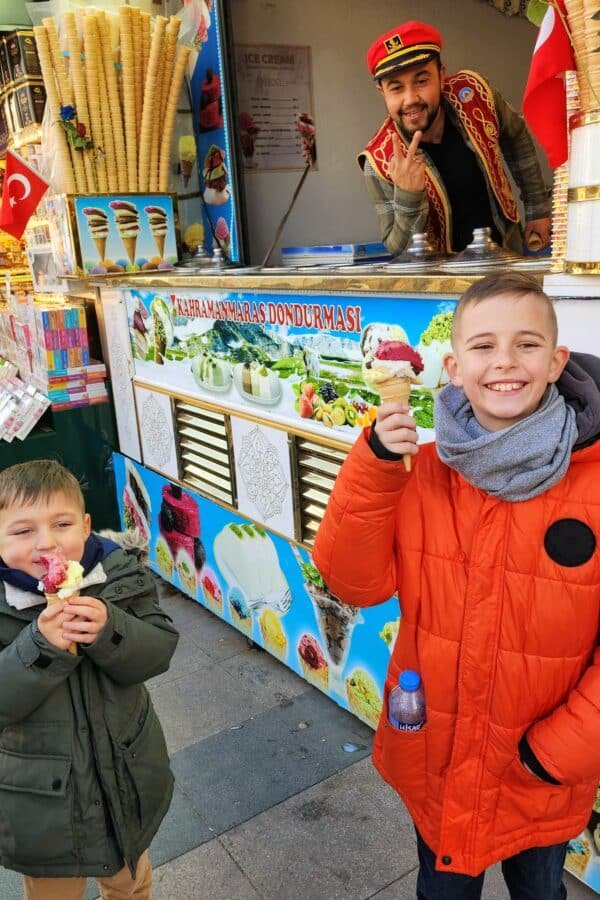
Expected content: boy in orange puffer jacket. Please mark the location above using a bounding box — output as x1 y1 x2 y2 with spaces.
313 272 600 899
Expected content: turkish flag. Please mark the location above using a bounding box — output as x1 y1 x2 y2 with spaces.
0 150 49 241
523 0 575 168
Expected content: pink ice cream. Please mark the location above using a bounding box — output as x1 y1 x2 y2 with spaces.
374 340 424 374
298 633 327 672
215 216 230 254
39 548 68 593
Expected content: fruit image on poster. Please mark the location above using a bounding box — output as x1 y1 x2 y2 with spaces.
126 288 456 446
113 451 399 729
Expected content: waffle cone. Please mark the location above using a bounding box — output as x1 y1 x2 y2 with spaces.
376 377 413 472
45 592 78 654
122 236 138 265
377 376 412 404
153 233 166 258
93 236 107 260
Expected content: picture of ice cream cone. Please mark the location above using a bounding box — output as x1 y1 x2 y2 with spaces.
82 207 110 263
109 200 140 266
144 206 169 260
362 333 424 473
39 549 85 656
179 135 197 187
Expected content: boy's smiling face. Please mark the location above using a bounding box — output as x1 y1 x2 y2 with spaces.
0 492 90 580
443 292 569 432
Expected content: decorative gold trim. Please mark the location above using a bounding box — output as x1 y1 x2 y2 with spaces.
567 184 600 202
133 378 355 453
564 261 600 274
570 109 600 130
96 272 485 294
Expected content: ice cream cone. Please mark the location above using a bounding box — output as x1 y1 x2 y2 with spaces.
377 377 413 472
45 592 77 655
93 237 107 261
154 234 166 259
182 159 194 186
122 236 138 266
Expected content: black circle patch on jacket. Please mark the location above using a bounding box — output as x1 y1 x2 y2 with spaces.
544 519 596 567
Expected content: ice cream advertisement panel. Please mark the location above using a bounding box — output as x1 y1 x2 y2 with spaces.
126 288 456 446
73 195 178 276
114 452 400 729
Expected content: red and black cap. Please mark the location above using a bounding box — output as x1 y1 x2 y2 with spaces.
367 22 443 81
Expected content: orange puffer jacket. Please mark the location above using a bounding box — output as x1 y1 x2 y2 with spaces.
313 431 600 876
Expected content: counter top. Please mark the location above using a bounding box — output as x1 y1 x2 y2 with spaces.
94 271 495 295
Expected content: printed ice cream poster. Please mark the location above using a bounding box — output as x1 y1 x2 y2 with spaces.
126 288 456 446
73 195 178 275
114 453 400 730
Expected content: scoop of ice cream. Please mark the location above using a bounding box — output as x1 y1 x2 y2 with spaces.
184 223 205 252
178 135 197 163
39 548 68 593
298 634 327 670
379 618 400 648
215 217 230 244
374 341 424 373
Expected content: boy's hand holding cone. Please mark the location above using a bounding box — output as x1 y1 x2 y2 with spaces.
38 549 84 655
362 339 424 471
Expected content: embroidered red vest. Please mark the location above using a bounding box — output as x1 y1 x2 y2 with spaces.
358 70 520 252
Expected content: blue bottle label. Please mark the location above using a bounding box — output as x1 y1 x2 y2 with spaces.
388 716 424 731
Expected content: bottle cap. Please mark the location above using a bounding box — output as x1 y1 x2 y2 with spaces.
399 669 421 691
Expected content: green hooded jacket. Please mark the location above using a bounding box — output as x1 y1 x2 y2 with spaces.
0 547 179 878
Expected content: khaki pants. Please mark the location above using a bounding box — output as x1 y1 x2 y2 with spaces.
23 851 152 900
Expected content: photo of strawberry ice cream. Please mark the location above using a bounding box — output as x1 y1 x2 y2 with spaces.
297 633 328 691
214 217 230 256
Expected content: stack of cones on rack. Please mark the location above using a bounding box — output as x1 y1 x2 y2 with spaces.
565 0 600 110
33 7 192 195
551 71 580 271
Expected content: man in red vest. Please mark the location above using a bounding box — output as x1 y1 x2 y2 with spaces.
358 22 551 256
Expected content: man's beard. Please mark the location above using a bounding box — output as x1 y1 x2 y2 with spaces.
396 102 440 140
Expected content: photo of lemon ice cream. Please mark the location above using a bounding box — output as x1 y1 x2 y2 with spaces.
345 668 383 729
184 222 205 254
155 537 174 579
179 135 197 187
259 609 287 661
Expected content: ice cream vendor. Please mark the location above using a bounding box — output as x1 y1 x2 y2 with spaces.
358 21 551 257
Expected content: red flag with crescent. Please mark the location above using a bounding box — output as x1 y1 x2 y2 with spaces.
522 0 575 168
0 150 49 240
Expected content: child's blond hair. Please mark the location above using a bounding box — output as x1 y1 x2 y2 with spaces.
451 272 558 346
0 460 84 513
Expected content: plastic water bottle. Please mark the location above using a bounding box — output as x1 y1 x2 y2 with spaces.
388 670 426 731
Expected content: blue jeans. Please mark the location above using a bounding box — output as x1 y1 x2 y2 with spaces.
416 830 568 900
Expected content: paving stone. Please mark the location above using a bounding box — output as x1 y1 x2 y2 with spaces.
147 631 213 692
219 644 310 705
221 757 415 900
151 840 262 899
171 689 372 834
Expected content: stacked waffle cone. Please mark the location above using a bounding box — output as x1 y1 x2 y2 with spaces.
376 378 413 472
34 7 192 195
565 0 600 109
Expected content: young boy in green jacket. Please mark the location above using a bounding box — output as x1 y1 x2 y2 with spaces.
0 459 179 900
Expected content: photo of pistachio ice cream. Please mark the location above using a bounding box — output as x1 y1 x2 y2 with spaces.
345 668 383 729
109 200 140 265
380 618 400 654
149 296 174 365
176 550 197 597
155 537 174 579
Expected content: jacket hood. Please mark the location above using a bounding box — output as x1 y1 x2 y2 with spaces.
557 351 600 450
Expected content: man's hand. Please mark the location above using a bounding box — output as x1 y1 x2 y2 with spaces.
61 596 108 646
524 217 551 251
37 601 77 652
376 402 419 459
388 130 426 192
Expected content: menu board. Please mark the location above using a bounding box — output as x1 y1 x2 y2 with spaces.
235 44 314 171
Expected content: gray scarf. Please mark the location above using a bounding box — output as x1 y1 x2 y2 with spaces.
435 384 578 502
